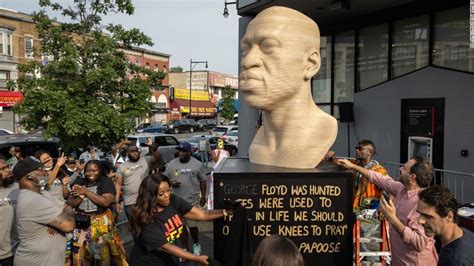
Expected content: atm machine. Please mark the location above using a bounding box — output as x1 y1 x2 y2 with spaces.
408 136 433 163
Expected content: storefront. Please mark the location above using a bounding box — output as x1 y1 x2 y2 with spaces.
0 91 24 132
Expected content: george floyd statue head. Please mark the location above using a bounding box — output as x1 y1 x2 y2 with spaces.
239 6 337 169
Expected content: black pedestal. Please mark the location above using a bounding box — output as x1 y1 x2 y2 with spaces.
213 157 354 266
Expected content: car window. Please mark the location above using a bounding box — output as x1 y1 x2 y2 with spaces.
164 136 179 145
208 138 217 144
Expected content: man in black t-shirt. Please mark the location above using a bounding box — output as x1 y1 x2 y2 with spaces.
417 185 474 266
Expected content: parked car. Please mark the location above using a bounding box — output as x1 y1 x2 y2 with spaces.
142 122 169 134
135 123 151 133
126 133 180 162
0 128 13 135
185 134 238 161
211 125 238 137
197 119 217 130
0 133 60 159
223 130 238 147
167 119 200 134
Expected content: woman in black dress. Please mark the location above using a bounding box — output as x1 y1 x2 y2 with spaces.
129 174 232 266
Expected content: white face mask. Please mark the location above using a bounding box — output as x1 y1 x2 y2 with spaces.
67 167 77 172
28 175 49 187
44 165 53 171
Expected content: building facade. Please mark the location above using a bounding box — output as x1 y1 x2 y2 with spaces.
236 0 473 203
123 47 171 124
169 71 238 119
0 8 37 132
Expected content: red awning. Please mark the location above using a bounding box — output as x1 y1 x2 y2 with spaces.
0 91 24 107
170 99 216 116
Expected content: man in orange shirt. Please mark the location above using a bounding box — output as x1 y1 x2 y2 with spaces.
352 140 388 211
351 140 388 261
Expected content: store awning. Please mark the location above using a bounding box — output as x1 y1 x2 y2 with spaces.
170 99 216 117
0 91 24 107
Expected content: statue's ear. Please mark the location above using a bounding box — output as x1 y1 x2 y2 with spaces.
304 49 320 81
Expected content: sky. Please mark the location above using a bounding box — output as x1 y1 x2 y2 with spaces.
0 0 240 75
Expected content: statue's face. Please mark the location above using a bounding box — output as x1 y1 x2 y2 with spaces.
239 10 319 110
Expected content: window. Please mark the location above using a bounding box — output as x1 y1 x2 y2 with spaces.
334 31 355 104
357 24 389 90
162 66 167 73
0 33 3 54
0 71 10 89
312 36 332 109
392 16 429 77
433 7 474 72
154 64 159 72
0 29 13 56
145 62 150 70
25 37 34 58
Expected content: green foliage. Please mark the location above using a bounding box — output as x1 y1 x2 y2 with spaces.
13 0 165 152
170 66 183 73
220 86 235 121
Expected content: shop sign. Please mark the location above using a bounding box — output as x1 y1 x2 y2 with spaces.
175 88 210 101
0 91 24 107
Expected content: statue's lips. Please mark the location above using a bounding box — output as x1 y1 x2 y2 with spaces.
240 73 262 93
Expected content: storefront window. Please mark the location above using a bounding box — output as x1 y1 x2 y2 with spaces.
433 7 474 72
312 36 332 104
392 16 429 77
357 24 389 90
334 31 355 103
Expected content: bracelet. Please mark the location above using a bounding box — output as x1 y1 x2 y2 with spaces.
223 209 228 217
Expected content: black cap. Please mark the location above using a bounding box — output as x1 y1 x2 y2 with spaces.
12 156 43 181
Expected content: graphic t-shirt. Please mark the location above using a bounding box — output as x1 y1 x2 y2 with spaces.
117 157 150 206
164 157 205 204
130 194 192 266
0 183 19 259
72 175 116 215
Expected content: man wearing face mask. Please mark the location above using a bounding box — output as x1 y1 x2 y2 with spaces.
164 142 206 256
0 159 19 266
13 157 75 266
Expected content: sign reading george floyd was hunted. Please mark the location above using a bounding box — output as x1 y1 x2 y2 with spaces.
213 158 354 266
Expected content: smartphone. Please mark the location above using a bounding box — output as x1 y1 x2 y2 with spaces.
382 191 390 202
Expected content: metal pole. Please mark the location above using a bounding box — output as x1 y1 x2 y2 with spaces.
189 59 192 118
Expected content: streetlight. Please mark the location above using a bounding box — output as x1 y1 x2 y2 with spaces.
189 59 208 118
223 1 236 18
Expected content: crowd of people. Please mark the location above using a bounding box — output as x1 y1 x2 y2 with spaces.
1 135 473 266
0 138 234 266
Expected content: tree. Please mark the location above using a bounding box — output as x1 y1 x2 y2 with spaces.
220 86 235 121
13 0 164 152
170 66 183 73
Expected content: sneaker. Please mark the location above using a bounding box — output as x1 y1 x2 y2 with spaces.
192 243 201 256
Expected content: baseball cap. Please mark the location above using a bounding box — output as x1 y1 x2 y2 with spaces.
12 156 43 181
176 142 192 152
